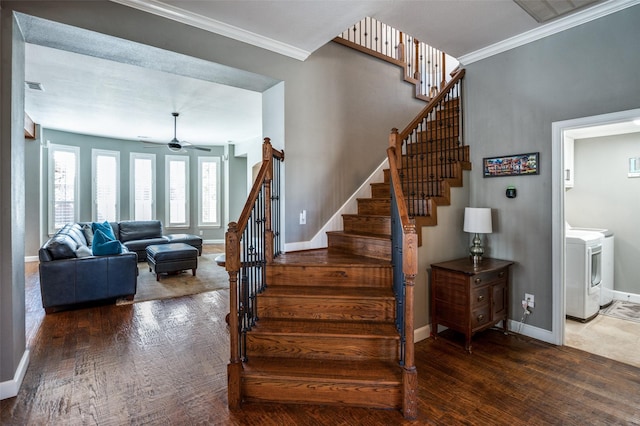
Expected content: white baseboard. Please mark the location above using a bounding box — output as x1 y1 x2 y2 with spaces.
612 290 640 304
24 256 39 263
416 320 555 348
508 319 556 345
203 239 225 245
414 324 431 343
0 350 30 400
284 158 388 253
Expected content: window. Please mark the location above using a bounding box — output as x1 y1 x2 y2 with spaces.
198 157 221 227
165 155 189 227
92 149 120 222
130 153 156 221
48 144 80 234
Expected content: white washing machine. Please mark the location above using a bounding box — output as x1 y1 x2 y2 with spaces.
567 225 614 308
566 229 603 322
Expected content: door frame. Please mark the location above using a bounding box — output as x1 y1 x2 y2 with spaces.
551 108 640 345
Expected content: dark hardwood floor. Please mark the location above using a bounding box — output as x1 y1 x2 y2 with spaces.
3 259 640 425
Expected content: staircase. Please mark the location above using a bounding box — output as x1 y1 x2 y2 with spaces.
226 70 468 418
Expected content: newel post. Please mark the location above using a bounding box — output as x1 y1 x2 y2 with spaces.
402 224 418 419
226 222 242 409
262 138 274 264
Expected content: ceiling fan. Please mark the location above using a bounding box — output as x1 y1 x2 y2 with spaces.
143 112 211 152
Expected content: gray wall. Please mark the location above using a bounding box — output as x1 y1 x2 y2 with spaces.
465 5 640 330
24 128 234 257
565 132 640 294
227 144 247 226
1 9 27 386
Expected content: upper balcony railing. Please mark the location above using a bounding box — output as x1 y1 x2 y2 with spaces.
334 17 459 101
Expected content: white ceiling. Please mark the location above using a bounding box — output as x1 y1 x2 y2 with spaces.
22 0 638 146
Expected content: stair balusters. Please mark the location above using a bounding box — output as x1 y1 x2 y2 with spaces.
226 138 284 408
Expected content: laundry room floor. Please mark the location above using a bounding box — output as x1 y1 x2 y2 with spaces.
565 308 640 368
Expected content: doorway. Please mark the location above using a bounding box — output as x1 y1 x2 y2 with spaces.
551 108 640 366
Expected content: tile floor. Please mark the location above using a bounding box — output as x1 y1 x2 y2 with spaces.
565 309 640 368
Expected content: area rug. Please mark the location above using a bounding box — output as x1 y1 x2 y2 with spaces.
601 300 640 324
117 253 229 305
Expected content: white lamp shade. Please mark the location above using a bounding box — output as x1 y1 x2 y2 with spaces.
463 207 493 234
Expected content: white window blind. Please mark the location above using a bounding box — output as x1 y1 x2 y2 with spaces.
92 149 120 222
130 153 156 221
198 157 221 227
48 144 80 234
166 155 189 227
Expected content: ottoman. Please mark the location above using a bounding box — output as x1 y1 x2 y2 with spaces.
146 243 198 281
165 233 203 255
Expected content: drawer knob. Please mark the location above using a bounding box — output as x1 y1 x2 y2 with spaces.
475 278 482 284
477 295 485 302
477 314 485 321
498 272 505 278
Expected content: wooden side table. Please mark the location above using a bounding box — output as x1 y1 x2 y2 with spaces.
430 257 514 352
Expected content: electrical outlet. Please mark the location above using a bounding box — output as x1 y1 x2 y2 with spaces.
525 293 535 308
299 210 306 225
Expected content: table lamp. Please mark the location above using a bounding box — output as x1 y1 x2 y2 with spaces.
463 207 493 265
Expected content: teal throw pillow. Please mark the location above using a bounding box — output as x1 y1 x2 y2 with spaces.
92 229 122 256
92 220 116 241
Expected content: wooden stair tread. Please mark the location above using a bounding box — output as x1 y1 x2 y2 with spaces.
264 285 393 299
326 230 390 240
252 318 399 338
243 356 402 384
273 249 391 266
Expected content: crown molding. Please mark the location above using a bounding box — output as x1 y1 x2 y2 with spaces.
110 0 311 61
458 0 640 65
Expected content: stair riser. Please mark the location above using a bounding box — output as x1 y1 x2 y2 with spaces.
406 144 469 159
342 214 390 235
242 378 401 409
370 183 390 199
417 125 459 140
424 111 459 126
389 161 463 177
383 170 462 187
328 233 391 261
246 335 398 361
357 199 390 216
257 297 395 321
400 158 465 170
267 265 391 288
418 116 459 128
406 137 461 152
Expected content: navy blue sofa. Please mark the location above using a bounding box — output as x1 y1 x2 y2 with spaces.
38 220 202 313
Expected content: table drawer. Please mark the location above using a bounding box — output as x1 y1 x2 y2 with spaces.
471 305 491 329
471 287 489 307
471 269 507 286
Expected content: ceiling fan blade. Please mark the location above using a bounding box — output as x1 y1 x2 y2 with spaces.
183 145 212 152
181 140 212 152
141 140 166 148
